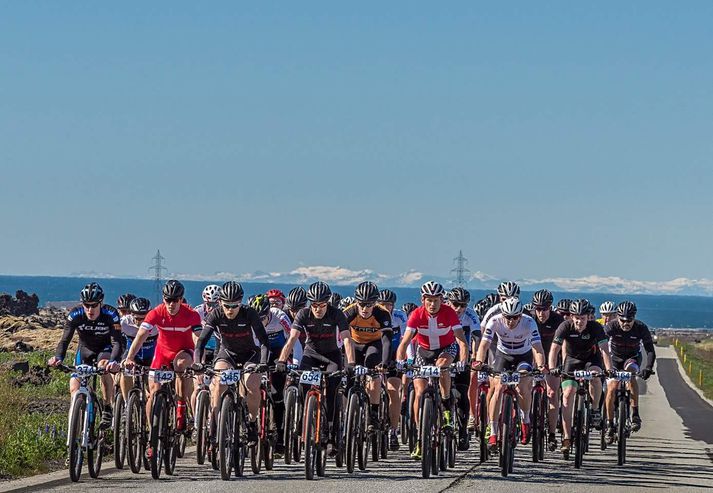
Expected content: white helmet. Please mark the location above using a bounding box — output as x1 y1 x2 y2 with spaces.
202 284 222 303
421 281 445 297
599 301 616 315
500 298 523 317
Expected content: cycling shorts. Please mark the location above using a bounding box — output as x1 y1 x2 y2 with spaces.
493 349 533 373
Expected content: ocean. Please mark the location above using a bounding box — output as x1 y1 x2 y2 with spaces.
2 275 713 329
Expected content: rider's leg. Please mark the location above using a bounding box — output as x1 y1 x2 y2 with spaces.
561 380 577 440
387 377 401 430
174 351 194 413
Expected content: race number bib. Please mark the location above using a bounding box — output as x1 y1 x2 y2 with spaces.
220 369 242 385
615 371 632 382
477 371 489 383
150 370 175 384
354 365 369 377
416 366 440 378
299 370 322 386
574 370 593 380
500 372 520 385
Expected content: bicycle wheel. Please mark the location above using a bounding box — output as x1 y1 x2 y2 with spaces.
316 401 327 477
617 397 627 466
531 390 541 463
539 393 547 461
400 386 409 445
500 394 513 477
380 391 389 459
334 391 345 468
68 394 86 482
149 394 166 479
478 390 488 463
126 391 144 474
234 401 246 477
420 396 433 479
251 403 263 474
304 394 318 480
263 398 276 471
218 395 235 480
346 392 360 473
87 399 104 478
408 387 417 453
163 403 178 476
359 398 369 471
574 407 584 468
195 390 210 465
283 387 297 465
113 393 126 469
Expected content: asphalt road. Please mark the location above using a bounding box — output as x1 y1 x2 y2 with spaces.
6 346 713 493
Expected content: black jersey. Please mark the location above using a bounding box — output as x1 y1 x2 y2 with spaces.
535 311 565 351
553 320 607 361
605 320 656 367
55 305 122 362
292 305 349 356
196 305 269 364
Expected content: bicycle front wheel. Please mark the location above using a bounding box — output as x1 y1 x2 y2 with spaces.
617 396 627 466
68 394 86 482
113 393 126 469
500 394 513 478
149 394 167 480
304 394 318 480
218 396 235 480
195 390 210 465
126 391 144 474
420 397 434 479
87 399 104 478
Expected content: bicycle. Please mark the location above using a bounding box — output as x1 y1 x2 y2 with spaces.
400 371 417 453
124 365 151 474
112 374 126 470
251 366 278 474
193 366 214 467
530 369 548 463
345 365 373 473
559 369 603 468
283 364 303 465
610 369 653 466
473 370 490 463
56 364 108 482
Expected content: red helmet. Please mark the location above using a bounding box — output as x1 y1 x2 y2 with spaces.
266 289 286 302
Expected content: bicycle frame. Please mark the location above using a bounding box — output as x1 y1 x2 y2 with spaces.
66 365 103 448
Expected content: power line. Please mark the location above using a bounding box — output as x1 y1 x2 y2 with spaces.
450 250 470 287
149 250 167 305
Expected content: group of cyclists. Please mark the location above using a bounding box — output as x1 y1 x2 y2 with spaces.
47 277 657 480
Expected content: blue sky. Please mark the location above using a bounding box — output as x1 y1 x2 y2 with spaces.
1 2 712 282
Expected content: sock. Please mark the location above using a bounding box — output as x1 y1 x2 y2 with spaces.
490 421 498 435
523 414 530 425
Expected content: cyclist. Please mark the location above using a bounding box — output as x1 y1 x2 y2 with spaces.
48 283 122 428
338 296 354 311
604 301 656 440
123 280 202 438
343 282 393 428
446 287 481 451
554 299 573 320
597 301 617 326
530 289 565 450
276 281 355 455
116 293 136 318
474 298 546 449
396 281 469 460
378 288 408 451
194 285 222 364
284 286 308 322
480 282 520 328
402 302 418 317
119 297 156 401
329 291 343 308
267 288 286 310
549 299 613 454
193 282 270 445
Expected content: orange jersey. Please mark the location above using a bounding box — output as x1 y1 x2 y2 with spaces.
343 304 392 344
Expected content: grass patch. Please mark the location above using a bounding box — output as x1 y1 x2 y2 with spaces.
673 339 713 401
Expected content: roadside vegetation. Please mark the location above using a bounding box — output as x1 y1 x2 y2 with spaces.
668 337 713 401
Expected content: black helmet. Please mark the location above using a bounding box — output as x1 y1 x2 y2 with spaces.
116 293 136 310
307 281 331 303
569 299 590 316
162 280 185 299
354 281 379 303
555 298 572 313
129 297 151 315
484 293 499 307
531 289 553 308
286 287 308 310
80 283 104 303
617 301 637 320
220 281 244 302
378 289 397 304
474 300 489 320
497 281 520 298
402 302 418 316
249 294 271 317
523 303 535 314
328 292 343 308
447 287 471 304
585 304 596 315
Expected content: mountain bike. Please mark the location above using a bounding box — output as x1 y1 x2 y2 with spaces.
251 366 277 473
147 368 186 479
124 365 150 473
193 366 214 467
473 370 491 463
560 369 603 468
611 369 653 466
530 369 548 462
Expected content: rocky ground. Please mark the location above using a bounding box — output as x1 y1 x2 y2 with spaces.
0 307 70 354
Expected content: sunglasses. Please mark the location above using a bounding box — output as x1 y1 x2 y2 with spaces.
451 302 467 309
133 315 146 321
619 318 634 324
164 297 181 304
357 302 375 309
534 305 551 311
503 314 521 321
222 302 241 309
311 302 328 309
83 302 100 309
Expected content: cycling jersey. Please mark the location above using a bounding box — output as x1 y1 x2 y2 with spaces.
142 303 202 369
389 308 408 353
121 314 157 365
292 305 349 356
458 307 481 347
406 305 461 351
604 320 656 370
343 304 392 344
533 311 565 354
194 303 218 350
263 307 292 349
480 303 502 329
552 320 607 361
196 305 269 365
55 305 122 363
483 314 541 355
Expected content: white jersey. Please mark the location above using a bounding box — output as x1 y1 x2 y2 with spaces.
121 314 158 339
483 313 541 356
263 307 302 364
459 308 481 338
194 303 218 350
480 303 502 329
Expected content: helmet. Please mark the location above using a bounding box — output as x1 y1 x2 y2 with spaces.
531 289 553 307
338 296 355 310
378 289 397 304
497 281 520 298
328 292 343 307
162 280 185 299
354 281 379 303
285 287 308 311
266 289 286 303
500 298 523 317
474 300 489 319
447 287 471 304
420 281 445 297
555 299 572 313
80 283 104 303
484 293 499 307
116 293 136 310
202 284 222 303
523 303 535 313
599 301 616 314
586 304 596 315
220 281 244 302
617 301 637 320
249 294 271 317
402 302 418 316
307 281 331 303
129 297 151 315
569 299 590 316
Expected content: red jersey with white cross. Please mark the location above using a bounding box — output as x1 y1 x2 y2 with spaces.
141 303 202 354
406 305 462 350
